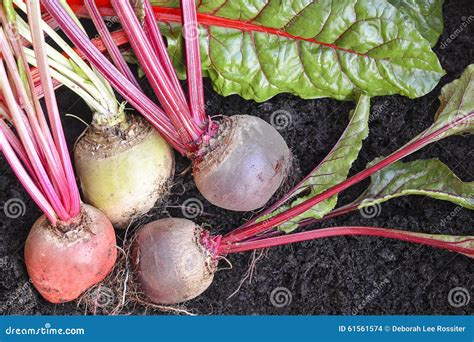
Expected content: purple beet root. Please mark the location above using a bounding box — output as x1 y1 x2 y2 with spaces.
193 115 291 211
132 218 217 304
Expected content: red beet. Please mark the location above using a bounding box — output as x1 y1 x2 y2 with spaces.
193 115 291 211
24 204 117 303
132 218 217 304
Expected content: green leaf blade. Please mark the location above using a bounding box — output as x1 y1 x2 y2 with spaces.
358 158 474 210
155 0 445 102
421 64 474 142
259 94 371 232
388 0 444 47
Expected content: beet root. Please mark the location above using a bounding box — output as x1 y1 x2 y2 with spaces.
24 204 117 303
133 218 217 304
193 115 291 211
75 116 174 228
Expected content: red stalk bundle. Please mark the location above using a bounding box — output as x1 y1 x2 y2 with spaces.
0 1 116 303
43 0 292 212
14 0 176 229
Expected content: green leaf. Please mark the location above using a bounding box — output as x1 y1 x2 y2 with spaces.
258 94 371 232
255 64 472 230
415 64 474 144
358 158 474 210
388 0 444 47
344 65 474 214
154 0 445 102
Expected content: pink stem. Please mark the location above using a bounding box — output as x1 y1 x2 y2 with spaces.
0 8 70 206
143 0 189 113
0 126 58 225
0 47 69 221
27 0 81 217
0 119 38 182
297 203 360 228
221 114 473 245
42 0 186 154
219 226 474 257
84 0 140 88
111 0 203 147
180 0 207 127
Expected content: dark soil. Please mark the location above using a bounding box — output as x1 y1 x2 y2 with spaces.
0 0 472 315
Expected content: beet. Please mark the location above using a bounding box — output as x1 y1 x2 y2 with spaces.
132 218 217 304
24 204 117 303
75 116 175 228
193 115 291 211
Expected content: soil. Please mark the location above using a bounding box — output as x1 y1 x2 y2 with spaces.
0 0 472 315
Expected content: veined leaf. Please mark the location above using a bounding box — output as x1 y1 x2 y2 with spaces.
154 0 445 102
216 65 473 244
358 158 474 210
335 65 473 217
355 65 474 210
259 65 472 231
388 0 444 47
414 64 473 145
258 94 371 232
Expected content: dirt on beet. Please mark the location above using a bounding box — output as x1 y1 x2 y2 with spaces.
0 0 472 315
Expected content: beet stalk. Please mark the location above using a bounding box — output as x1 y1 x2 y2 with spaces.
43 0 292 212
13 0 175 228
0 1 116 303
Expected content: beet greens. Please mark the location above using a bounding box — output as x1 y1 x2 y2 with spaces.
66 0 445 102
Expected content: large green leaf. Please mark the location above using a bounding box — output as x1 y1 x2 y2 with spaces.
358 159 474 210
154 0 445 102
257 94 371 232
388 0 444 47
